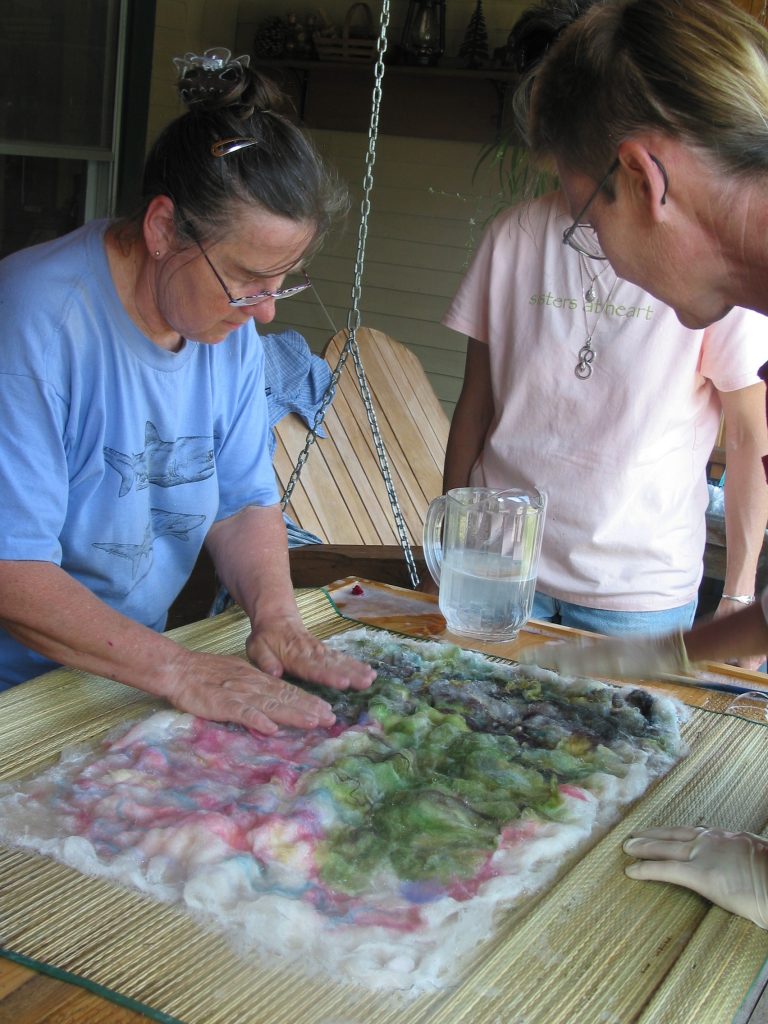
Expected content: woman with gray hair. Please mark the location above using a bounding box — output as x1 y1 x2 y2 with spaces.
520 0 768 933
0 48 374 727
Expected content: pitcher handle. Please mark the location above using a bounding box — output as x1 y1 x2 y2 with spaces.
422 495 446 586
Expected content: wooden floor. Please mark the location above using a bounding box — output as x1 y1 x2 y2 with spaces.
0 960 150 1022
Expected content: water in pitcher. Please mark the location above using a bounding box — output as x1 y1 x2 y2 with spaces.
439 549 536 641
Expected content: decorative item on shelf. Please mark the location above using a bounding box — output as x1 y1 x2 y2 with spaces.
313 2 379 63
253 15 288 59
458 0 489 68
400 0 446 66
305 13 320 58
285 13 313 58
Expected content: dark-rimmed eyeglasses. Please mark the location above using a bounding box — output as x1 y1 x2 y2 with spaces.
194 238 312 307
562 155 669 261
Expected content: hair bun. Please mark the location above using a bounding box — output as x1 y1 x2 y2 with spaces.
173 47 252 110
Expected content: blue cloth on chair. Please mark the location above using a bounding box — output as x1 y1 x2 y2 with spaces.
210 330 331 616
262 330 332 458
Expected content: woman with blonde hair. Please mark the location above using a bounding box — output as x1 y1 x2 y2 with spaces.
519 0 768 933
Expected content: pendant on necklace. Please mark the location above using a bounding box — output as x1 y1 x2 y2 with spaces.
575 338 595 379
576 265 617 380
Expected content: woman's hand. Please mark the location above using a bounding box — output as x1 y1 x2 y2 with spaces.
516 630 691 681
166 620 376 734
0 553 376 736
163 647 338 733
187 507 376 731
246 612 376 694
623 826 768 928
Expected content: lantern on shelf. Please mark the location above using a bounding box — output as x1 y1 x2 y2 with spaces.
400 0 446 66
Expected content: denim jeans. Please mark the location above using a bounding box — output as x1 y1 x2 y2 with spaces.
530 593 698 637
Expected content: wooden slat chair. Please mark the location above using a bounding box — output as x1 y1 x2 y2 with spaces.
167 327 449 625
706 415 727 485
275 327 449 586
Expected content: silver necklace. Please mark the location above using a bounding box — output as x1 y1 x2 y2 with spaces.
580 255 609 303
576 260 618 380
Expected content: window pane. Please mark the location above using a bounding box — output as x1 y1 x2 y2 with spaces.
0 154 87 258
0 0 121 147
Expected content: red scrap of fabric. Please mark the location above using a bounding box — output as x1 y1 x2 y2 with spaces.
350 584 364 596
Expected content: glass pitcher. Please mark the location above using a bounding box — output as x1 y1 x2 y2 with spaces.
423 486 547 641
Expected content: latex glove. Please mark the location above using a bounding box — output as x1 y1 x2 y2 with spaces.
516 630 692 681
623 826 768 928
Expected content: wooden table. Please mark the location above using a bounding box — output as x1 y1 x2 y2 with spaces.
2 578 768 1024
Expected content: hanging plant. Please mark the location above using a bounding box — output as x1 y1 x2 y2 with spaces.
474 130 559 226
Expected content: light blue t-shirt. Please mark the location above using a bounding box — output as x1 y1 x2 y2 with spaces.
0 220 278 687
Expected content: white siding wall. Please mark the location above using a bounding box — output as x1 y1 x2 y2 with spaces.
269 129 503 415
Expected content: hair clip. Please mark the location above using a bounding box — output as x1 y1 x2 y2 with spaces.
173 47 251 103
211 137 260 158
173 47 250 79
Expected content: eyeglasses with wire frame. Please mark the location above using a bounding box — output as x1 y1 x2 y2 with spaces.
561 159 619 261
562 155 669 261
194 237 312 307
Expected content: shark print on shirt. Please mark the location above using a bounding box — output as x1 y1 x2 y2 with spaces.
92 509 207 583
104 421 216 497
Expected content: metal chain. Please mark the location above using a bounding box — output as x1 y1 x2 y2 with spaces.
281 0 421 589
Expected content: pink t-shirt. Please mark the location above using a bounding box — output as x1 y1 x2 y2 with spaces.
442 192 766 611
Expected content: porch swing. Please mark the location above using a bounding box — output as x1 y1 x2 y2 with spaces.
274 0 449 591
169 1 450 625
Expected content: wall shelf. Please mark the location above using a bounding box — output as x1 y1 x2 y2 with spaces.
254 58 519 143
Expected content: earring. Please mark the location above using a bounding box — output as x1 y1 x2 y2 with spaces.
153 250 161 258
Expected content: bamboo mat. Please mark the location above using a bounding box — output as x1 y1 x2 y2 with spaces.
2 589 768 1024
